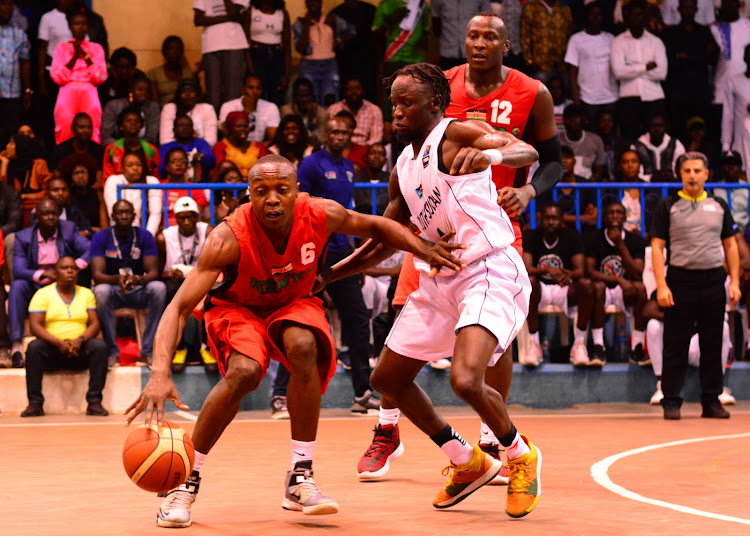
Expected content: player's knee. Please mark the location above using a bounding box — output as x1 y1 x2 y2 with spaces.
224 358 262 393
449 368 484 403
577 278 593 297
593 281 606 298
284 332 318 371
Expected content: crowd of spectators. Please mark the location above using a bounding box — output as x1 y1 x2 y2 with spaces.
1 0 750 416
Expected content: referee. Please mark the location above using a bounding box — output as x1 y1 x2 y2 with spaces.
651 151 740 420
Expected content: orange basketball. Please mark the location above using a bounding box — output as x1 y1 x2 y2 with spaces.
123 421 195 493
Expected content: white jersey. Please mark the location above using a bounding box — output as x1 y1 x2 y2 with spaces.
396 118 515 275
164 222 209 273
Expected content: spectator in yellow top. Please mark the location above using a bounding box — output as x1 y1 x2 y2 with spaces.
521 0 574 82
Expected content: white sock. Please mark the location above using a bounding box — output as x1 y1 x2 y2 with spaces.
379 407 400 427
479 421 498 445
433 427 474 465
592 328 604 346
530 331 540 344
574 325 587 344
504 432 531 461
193 451 207 474
631 330 645 349
11 341 22 354
290 439 316 469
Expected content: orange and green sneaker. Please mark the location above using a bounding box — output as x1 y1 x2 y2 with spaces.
432 444 501 509
505 435 542 518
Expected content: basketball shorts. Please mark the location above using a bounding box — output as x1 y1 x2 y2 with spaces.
605 286 631 316
386 247 531 365
204 297 337 393
539 281 575 316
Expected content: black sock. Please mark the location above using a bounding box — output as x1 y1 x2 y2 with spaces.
430 424 461 447
497 423 518 448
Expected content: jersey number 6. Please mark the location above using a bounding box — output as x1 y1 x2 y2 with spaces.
301 242 316 265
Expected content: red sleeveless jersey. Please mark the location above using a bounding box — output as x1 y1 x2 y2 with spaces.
444 64 541 190
208 193 329 314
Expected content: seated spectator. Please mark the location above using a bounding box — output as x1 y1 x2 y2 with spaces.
102 107 160 183
521 0 574 82
49 7 107 145
0 134 53 224
147 36 197 107
0 230 8 366
160 79 218 147
158 114 216 182
52 113 104 175
713 150 748 232
611 0 668 141
22 256 109 417
280 77 329 148
155 197 216 373
213 111 268 179
29 177 93 238
333 110 367 173
267 114 314 169
585 201 648 366
100 73 159 146
617 149 646 233
91 199 166 366
633 114 686 182
103 153 163 237
9 199 90 368
523 202 593 367
595 110 628 180
327 78 383 146
555 145 598 229
245 0 292 106
560 104 606 180
218 73 280 146
213 161 244 221
0 180 23 278
58 153 107 231
548 76 573 135
354 142 389 216
161 147 210 225
683 116 720 177
98 46 141 107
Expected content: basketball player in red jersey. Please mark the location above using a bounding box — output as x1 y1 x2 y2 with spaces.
124 155 465 527
353 12 563 484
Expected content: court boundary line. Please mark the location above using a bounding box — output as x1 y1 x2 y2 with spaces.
591 433 750 526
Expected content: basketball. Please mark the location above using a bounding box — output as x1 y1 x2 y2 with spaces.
123 422 195 493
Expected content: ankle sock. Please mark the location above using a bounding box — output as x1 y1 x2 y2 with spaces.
479 421 499 445
498 424 530 461
574 325 587 344
379 407 400 427
529 331 540 344
193 451 207 474
430 424 473 465
592 328 604 347
290 439 316 470
631 330 645 349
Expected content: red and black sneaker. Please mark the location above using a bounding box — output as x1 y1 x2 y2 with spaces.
357 424 405 480
479 442 509 485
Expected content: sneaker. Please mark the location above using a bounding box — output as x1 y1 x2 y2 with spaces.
337 351 352 371
171 349 188 373
522 339 542 367
718 387 736 406
20 405 44 417
11 351 24 368
505 435 542 518
351 389 380 415
271 396 290 420
429 358 452 370
108 355 119 369
156 472 201 528
701 402 730 419
432 444 501 509
199 347 218 374
357 424 405 480
138 354 153 367
478 442 509 485
569 340 589 367
588 345 606 367
86 403 109 416
662 401 681 420
628 344 651 366
650 380 664 406
0 349 11 368
282 461 339 515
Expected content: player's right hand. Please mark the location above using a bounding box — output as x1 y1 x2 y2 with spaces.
425 231 467 278
656 285 674 308
124 376 189 427
450 148 491 176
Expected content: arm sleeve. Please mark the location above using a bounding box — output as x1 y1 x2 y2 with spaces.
644 37 668 82
721 79 735 150
71 229 92 265
367 105 384 145
650 198 670 240
715 197 739 239
593 135 606 166
213 141 226 166
49 43 72 85
28 288 48 313
85 288 96 309
139 229 159 257
296 158 316 194
146 180 164 237
89 230 106 259
102 176 117 220
267 103 281 128
160 104 177 146
198 139 217 169
564 34 579 66
13 235 36 282
529 136 564 196
87 43 108 84
610 37 646 81
198 104 218 147
102 146 115 183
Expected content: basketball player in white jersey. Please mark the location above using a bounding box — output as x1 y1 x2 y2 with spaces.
316 64 542 519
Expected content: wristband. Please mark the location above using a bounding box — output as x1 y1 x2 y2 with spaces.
482 149 503 165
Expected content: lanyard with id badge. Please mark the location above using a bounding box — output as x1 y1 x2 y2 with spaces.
111 228 141 279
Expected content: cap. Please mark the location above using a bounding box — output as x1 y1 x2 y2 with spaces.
686 116 705 130
173 196 199 215
721 151 743 166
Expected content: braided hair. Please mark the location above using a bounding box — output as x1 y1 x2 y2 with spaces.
383 63 451 112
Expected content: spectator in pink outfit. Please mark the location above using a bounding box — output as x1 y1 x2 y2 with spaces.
50 8 107 145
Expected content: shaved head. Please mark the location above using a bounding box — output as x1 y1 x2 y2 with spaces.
468 12 508 41
248 155 297 183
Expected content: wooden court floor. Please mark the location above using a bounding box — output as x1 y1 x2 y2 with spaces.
2 403 749 536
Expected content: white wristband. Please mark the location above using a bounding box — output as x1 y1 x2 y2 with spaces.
482 149 503 165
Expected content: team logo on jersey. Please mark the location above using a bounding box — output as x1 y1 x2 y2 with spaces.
422 145 431 168
271 263 293 276
416 184 423 199
601 254 624 278
538 254 563 283
325 171 337 180
466 110 486 121
512 127 520 137
250 266 313 294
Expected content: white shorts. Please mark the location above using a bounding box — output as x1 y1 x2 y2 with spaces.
385 248 530 365
605 286 631 316
539 281 573 316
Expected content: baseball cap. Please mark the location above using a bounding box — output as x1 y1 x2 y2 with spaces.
173 196 199 215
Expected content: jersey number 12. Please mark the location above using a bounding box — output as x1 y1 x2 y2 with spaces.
490 100 512 125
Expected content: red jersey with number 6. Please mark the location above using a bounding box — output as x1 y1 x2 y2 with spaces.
444 65 541 191
207 193 329 315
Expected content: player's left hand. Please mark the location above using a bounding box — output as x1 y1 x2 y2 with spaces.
497 184 535 219
425 231 467 278
450 148 491 176
729 282 741 305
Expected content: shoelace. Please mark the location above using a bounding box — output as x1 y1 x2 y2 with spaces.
441 463 458 484
164 487 195 510
507 459 531 493
364 428 394 457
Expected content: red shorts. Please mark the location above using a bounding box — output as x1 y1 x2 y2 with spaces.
392 222 523 308
204 297 337 393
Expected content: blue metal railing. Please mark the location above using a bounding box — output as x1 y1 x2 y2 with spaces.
118 182 750 235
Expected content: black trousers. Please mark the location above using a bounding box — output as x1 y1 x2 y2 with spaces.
0 281 9 348
25 338 109 407
616 97 666 142
662 268 726 407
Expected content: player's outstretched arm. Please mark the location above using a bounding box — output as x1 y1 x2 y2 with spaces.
125 224 240 426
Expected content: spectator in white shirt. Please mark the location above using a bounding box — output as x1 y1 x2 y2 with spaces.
193 0 250 111
660 0 714 26
611 0 668 141
559 104 607 180
743 118 750 175
721 44 750 155
711 0 750 110
633 114 686 181
160 79 218 147
102 153 163 237
218 73 280 145
565 2 619 128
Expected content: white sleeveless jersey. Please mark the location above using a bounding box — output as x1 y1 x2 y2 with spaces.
396 118 515 274
164 222 208 270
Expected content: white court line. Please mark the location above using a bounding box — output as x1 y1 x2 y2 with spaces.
591 433 750 526
173 410 198 422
